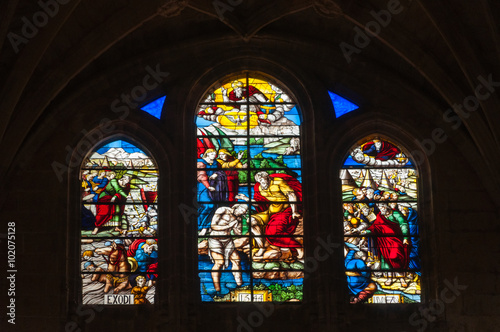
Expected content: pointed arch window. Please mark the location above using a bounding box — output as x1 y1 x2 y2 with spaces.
80 139 159 305
196 74 304 302
341 136 421 304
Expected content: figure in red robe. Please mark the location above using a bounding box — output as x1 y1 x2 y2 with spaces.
92 175 131 235
249 172 303 258
225 80 271 124
362 139 400 161
363 203 410 286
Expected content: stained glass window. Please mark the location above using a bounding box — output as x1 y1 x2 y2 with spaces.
196 74 304 302
328 91 359 118
341 137 421 304
80 139 159 305
141 95 166 119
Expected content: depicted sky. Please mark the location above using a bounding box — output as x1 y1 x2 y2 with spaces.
96 140 146 155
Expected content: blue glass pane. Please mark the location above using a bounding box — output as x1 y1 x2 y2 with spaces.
141 96 166 119
328 91 359 118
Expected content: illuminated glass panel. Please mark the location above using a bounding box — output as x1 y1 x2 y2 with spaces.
196 74 304 302
80 139 158 305
140 95 166 119
341 137 421 304
328 91 359 118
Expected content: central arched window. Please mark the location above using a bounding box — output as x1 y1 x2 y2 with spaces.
196 73 304 302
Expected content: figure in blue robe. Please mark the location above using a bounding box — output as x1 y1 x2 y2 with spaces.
405 207 421 275
197 156 228 232
345 243 376 303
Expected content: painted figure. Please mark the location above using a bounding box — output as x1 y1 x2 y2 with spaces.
345 243 376 303
131 275 153 304
91 239 131 293
197 149 228 235
208 204 247 292
216 149 245 202
92 174 131 235
237 171 303 258
91 170 109 202
127 239 158 280
400 205 420 275
361 203 410 286
362 139 401 161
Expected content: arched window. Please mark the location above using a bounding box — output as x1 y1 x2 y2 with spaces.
196 74 304 302
80 139 159 305
341 136 421 304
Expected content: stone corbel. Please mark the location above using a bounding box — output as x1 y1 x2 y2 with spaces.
158 0 188 18
313 0 342 18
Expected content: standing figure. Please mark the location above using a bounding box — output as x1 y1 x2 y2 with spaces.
92 174 131 235
400 205 420 275
208 204 247 293
197 149 228 236
361 203 410 287
216 149 245 202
